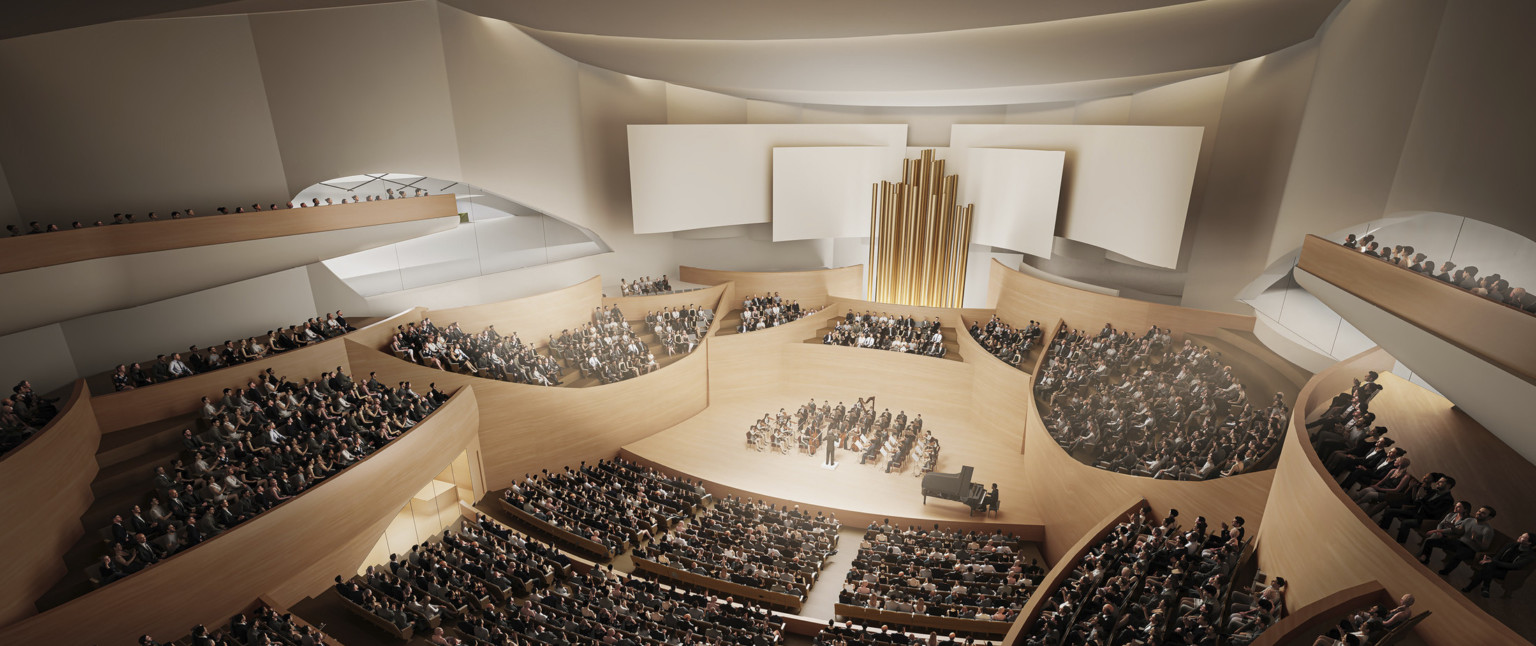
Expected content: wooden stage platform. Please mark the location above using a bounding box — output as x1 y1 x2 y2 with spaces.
622 392 1045 535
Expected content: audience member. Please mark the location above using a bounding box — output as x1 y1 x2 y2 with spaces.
1037 323 1288 480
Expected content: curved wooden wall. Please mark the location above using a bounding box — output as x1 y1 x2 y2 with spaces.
0 380 101 627
1296 234 1536 385
1248 582 1387 646
1255 347 1528 645
0 195 459 275
343 339 710 487
88 308 422 434
424 276 604 349
0 386 480 645
680 265 864 309
705 307 840 400
989 259 1254 339
953 314 1031 449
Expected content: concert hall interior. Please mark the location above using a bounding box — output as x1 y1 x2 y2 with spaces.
1 1 1534 645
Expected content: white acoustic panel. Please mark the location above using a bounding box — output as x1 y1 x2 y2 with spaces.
627 124 908 234
953 147 1064 259
949 124 1203 268
771 146 905 241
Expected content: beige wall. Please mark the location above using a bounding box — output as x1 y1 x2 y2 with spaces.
248 1 463 194
0 16 290 222
1267 0 1448 263
1384 0 1536 241
1180 42 1319 312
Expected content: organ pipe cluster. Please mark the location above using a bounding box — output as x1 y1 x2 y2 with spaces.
866 149 975 307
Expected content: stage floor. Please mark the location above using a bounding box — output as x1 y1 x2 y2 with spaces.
623 393 1043 529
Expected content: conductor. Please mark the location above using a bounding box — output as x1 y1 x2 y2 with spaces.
824 427 837 466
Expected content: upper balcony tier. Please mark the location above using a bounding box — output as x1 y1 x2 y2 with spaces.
1295 233 1536 463
0 196 459 335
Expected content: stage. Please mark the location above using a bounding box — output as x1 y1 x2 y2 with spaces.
622 391 1046 537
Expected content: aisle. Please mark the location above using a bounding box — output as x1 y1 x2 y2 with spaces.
802 527 867 621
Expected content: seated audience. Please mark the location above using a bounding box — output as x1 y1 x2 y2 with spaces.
395 318 565 386
839 521 1043 625
90 369 445 588
1312 593 1416 646
1310 373 1533 598
1 380 61 456
637 494 840 600
8 191 432 237
969 316 1042 368
503 458 706 558
619 274 673 296
737 293 821 333
1037 323 1289 480
108 311 357 391
1019 507 1257 646
1336 233 1536 315
149 605 333 646
824 311 948 358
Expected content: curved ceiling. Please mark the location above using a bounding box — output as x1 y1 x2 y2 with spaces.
444 0 1202 40
513 0 1341 107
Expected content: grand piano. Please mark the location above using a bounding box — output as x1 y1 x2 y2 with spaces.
921 465 988 515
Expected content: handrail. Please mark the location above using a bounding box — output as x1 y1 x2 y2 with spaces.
0 195 459 275
1296 234 1536 386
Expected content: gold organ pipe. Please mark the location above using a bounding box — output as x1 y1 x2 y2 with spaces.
865 149 977 307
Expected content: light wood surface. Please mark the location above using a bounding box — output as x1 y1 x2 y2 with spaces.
1005 497 1148 645
424 276 604 350
0 380 100 627
0 387 481 645
681 265 864 309
824 295 997 327
989 259 1254 339
1297 234 1536 386
1255 347 1530 645
1248 581 1387 646
0 195 459 275
344 338 710 487
90 338 351 434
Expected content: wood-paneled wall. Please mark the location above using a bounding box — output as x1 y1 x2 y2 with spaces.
1255 348 1528 645
0 380 101 627
824 295 996 325
0 195 459 275
680 265 864 309
424 276 604 349
704 308 839 401
1296 234 1536 385
954 315 1032 449
990 259 1254 339
344 339 710 487
0 387 480 644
